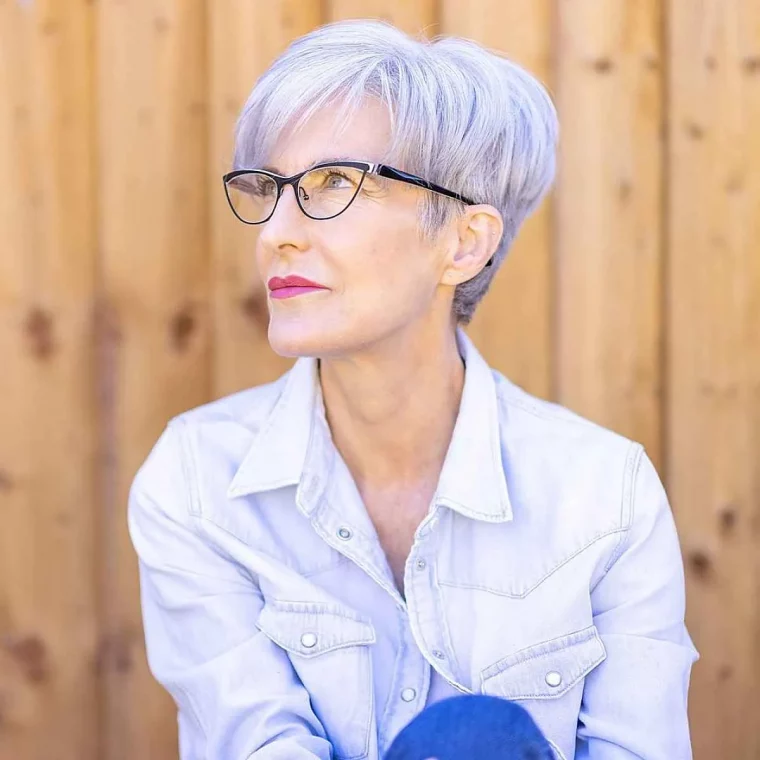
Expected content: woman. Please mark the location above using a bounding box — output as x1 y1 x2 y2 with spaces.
128 18 699 760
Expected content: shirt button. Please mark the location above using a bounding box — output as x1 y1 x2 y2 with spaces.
300 632 318 648
432 649 446 660
545 670 562 687
416 559 426 570
337 527 352 540
400 688 417 702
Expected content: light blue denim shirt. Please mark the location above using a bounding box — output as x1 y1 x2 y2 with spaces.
128 327 699 760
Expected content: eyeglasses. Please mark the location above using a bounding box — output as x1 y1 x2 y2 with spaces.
222 160 493 266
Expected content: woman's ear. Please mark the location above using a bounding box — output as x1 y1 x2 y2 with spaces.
441 204 503 284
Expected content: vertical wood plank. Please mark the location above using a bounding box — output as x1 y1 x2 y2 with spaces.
326 0 436 31
441 0 554 399
668 1 760 757
0 1 99 758
555 1 665 463
98 1 211 758
0 2 757 758
210 1 321 397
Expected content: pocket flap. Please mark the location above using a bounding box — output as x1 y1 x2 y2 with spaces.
256 599 376 658
480 624 606 700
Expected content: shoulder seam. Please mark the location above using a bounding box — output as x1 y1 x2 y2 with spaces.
167 415 201 518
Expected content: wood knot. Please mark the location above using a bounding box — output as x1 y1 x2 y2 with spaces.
0 469 13 491
591 57 614 73
94 629 135 675
686 122 704 140
40 19 58 36
188 101 206 117
24 307 55 359
1 634 49 683
643 55 659 71
725 175 744 194
742 56 760 74
169 304 197 352
718 664 733 681
718 503 738 534
687 548 712 579
241 292 269 330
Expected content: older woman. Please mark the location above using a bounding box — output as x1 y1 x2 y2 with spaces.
128 18 699 760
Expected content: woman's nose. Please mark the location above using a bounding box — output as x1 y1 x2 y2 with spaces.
272 182 302 219
257 182 310 249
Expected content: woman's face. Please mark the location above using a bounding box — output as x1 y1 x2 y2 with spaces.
254 98 459 359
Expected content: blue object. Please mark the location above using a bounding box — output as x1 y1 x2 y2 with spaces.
384 695 555 760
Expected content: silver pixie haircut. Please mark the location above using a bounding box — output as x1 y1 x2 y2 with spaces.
233 18 559 325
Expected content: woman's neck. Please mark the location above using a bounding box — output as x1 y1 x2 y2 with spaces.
318 324 465 489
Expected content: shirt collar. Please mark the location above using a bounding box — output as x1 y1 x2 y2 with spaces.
226 354 325 505
227 327 513 523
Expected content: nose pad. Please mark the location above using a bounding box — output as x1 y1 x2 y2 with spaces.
274 183 300 214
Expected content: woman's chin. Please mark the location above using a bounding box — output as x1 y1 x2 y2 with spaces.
267 321 331 359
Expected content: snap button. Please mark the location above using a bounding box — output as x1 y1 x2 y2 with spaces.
416 559 427 570
432 649 446 660
400 688 417 702
545 670 562 687
300 632 318 648
337 527 352 540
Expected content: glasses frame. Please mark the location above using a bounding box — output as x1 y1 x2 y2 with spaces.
222 160 493 266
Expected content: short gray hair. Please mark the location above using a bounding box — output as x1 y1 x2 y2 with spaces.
233 19 559 325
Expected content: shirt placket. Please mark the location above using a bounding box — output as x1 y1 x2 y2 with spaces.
307 476 468 747
310 497 405 608
404 507 470 694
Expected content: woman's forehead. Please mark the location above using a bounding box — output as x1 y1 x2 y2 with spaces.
264 101 392 174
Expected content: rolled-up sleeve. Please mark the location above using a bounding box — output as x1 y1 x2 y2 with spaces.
127 418 333 760
577 445 700 759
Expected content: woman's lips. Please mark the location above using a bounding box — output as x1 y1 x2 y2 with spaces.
269 286 328 299
267 275 328 299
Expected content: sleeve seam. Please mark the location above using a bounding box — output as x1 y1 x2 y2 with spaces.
603 441 645 574
174 681 210 748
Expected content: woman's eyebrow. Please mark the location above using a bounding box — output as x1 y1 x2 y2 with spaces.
260 156 362 173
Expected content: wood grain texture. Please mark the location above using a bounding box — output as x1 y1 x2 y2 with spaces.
668 1 760 757
326 0 437 32
555 0 665 463
1 2 758 757
210 0 321 397
0 1 99 758
97 1 211 757
441 0 554 399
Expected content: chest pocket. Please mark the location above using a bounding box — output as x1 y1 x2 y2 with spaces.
256 599 376 760
480 624 606 700
479 625 606 760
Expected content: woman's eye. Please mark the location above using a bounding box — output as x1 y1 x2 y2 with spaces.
325 172 353 187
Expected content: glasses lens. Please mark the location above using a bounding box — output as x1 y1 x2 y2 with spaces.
225 172 278 223
298 165 365 219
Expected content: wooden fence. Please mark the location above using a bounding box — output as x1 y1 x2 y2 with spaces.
1 1 758 758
